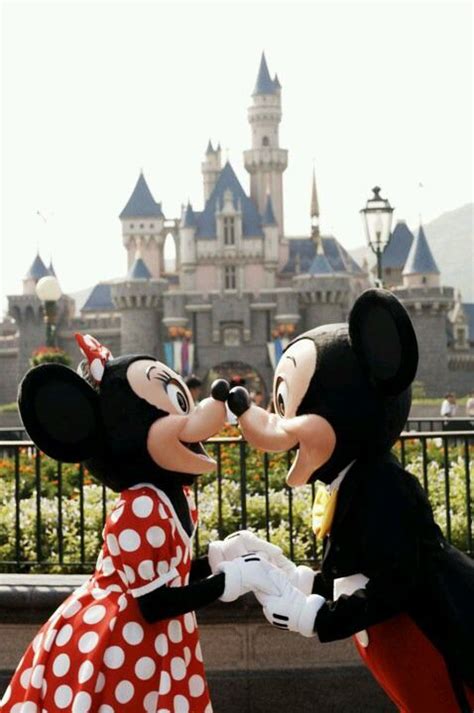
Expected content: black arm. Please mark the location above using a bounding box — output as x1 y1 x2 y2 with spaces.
312 571 333 599
189 556 212 582
137 572 225 623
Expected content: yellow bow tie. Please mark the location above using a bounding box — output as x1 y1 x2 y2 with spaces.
312 485 339 539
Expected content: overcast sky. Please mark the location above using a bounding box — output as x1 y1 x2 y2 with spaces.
1 0 472 313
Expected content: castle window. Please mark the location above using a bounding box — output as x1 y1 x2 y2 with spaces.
456 328 466 348
139 223 144 228
224 266 237 290
262 136 270 147
150 223 154 228
224 217 235 246
422 276 427 284
223 326 241 347
130 223 134 228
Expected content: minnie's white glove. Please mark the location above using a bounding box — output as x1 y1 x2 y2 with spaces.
256 566 325 637
208 530 285 573
216 553 280 603
287 565 316 596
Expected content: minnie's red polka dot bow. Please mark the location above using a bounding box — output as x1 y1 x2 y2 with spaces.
75 333 113 383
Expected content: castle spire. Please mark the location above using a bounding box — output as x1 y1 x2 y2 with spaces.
253 52 278 95
310 167 320 243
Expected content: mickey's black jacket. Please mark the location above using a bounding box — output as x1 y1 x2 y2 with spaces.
312 454 474 689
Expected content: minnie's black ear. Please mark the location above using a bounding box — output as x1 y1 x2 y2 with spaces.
348 289 418 395
18 363 102 462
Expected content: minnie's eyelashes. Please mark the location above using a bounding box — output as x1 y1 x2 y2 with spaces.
154 372 172 385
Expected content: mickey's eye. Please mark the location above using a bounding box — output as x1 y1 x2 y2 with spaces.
167 381 190 414
275 378 288 417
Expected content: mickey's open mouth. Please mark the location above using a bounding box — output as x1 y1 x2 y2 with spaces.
181 441 212 459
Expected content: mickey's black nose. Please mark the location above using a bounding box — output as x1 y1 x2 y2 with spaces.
211 379 230 402
228 386 251 417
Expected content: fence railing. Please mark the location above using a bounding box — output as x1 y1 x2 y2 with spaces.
406 417 474 432
0 431 472 574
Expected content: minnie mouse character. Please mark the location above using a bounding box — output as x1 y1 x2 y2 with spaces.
2 334 278 713
223 289 474 713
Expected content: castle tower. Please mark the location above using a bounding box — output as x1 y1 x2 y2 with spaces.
201 141 222 203
394 224 453 395
119 172 166 278
243 53 288 234
22 253 50 295
179 202 197 291
310 168 320 243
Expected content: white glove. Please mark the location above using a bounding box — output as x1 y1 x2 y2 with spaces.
256 566 325 637
216 553 280 603
287 565 316 596
208 530 285 573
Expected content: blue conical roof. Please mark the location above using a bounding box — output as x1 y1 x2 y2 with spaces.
48 259 57 277
403 225 440 275
82 283 114 312
206 140 215 155
183 202 196 228
382 221 414 269
25 253 50 280
127 256 152 280
308 245 335 275
262 194 277 225
119 173 164 219
253 53 278 95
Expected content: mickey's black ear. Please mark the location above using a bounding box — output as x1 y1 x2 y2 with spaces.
18 364 102 462
348 289 419 395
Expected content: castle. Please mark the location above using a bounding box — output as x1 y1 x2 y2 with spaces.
1 54 473 402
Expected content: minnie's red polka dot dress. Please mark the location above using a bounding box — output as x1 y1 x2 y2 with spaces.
2 484 213 713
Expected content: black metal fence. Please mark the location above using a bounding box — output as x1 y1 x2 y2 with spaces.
406 417 474 432
0 431 472 574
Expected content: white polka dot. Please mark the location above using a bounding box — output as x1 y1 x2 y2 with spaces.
117 570 128 586
172 546 183 567
56 624 73 646
90 359 104 381
54 684 73 709
135 656 156 680
109 616 117 631
123 564 135 584
122 621 144 645
104 645 125 669
96 550 104 570
102 556 115 576
173 694 190 713
20 667 32 688
98 706 114 713
168 620 183 643
183 548 189 563
42 678 48 698
95 672 106 693
146 526 165 547
72 691 92 713
115 680 134 704
78 660 94 684
189 674 205 697
53 653 70 677
184 613 195 634
204 705 213 713
132 495 154 518
118 594 128 611
78 631 99 653
83 604 106 625
159 670 172 695
43 628 57 651
137 559 154 581
184 646 191 666
32 633 42 652
118 528 141 552
106 533 120 556
91 587 108 600
111 505 124 523
30 665 44 689
155 633 169 656
143 691 159 713
157 561 170 576
195 642 203 662
62 598 82 618
11 704 38 713
170 657 186 681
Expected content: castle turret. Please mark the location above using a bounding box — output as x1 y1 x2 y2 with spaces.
262 193 279 270
402 224 440 288
179 202 198 291
310 168 320 243
23 253 50 295
244 53 288 234
201 141 222 203
119 172 166 278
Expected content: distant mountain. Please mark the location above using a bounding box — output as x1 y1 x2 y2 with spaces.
349 203 474 302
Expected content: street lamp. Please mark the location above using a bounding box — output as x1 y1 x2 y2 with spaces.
36 275 62 348
360 186 394 286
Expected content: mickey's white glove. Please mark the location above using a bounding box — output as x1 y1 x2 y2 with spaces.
216 553 280 603
287 565 316 596
256 566 325 637
208 530 285 573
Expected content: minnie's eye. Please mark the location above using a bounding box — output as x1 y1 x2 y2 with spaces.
167 382 190 414
275 379 288 417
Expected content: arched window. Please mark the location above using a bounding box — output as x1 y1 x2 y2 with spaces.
223 217 235 246
262 136 270 147
164 232 177 272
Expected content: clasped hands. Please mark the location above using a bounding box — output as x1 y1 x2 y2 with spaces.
208 531 325 637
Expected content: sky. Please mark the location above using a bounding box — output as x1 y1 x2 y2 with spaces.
1 0 472 313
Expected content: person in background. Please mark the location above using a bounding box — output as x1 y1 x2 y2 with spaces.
440 393 457 417
466 391 474 418
252 390 265 408
185 374 203 403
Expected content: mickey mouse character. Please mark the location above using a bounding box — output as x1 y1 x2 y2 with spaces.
225 289 474 713
2 335 278 713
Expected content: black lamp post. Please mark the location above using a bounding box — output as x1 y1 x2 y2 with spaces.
36 276 62 347
360 186 394 287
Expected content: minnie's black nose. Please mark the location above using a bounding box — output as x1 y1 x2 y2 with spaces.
210 379 230 402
